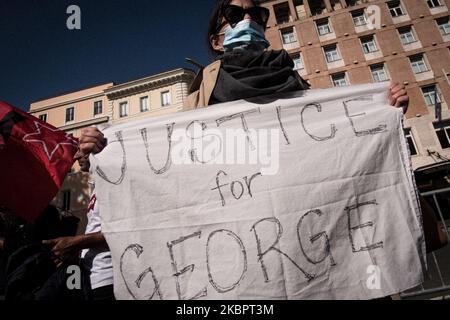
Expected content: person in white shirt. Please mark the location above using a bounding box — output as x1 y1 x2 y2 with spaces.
43 155 114 301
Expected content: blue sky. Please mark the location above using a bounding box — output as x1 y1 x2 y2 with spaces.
0 0 215 111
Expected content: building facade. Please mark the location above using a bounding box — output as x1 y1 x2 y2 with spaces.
260 0 450 169
105 69 193 124
29 68 195 231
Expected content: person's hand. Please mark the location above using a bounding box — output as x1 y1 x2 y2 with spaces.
388 81 409 114
74 127 107 160
43 236 82 268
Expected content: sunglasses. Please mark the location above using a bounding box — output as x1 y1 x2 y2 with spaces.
221 5 270 29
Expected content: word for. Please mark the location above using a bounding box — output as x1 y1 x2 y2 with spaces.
212 170 262 207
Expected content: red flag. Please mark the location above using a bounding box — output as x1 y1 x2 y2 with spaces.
0 101 78 222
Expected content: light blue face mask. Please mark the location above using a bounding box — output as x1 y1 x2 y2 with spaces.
223 19 270 52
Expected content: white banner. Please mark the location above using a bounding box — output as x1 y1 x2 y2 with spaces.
92 83 426 300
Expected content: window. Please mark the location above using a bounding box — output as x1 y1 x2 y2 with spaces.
140 96 149 112
347 0 363 6
94 101 103 116
361 36 378 54
39 114 47 122
427 0 442 8
62 190 71 211
437 17 450 36
274 2 291 25
324 45 341 63
388 1 404 17
161 91 171 107
291 53 304 70
65 107 74 123
405 129 418 156
331 73 348 87
410 55 428 74
370 64 389 82
331 0 343 10
435 123 450 149
421 85 440 106
281 27 296 44
310 0 327 16
317 20 332 36
398 26 416 44
352 11 367 26
119 102 129 118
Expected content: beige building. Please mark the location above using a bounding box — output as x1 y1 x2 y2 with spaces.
30 82 114 138
105 68 194 124
260 0 450 170
29 68 195 231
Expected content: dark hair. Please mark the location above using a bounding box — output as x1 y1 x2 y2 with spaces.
34 205 62 240
207 0 260 57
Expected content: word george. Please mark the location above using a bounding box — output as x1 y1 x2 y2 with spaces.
212 170 262 206
119 200 384 300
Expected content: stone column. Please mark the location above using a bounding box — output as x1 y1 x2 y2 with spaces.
108 99 115 124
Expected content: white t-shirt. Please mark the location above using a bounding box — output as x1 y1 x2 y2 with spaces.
81 190 114 290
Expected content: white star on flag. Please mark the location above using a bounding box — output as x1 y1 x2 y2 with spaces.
23 121 78 161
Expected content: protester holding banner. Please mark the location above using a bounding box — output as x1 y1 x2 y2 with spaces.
77 0 409 157
185 0 409 110
72 0 427 301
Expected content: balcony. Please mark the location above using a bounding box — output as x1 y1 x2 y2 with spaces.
429 1 449 15
402 40 423 52
415 70 435 82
